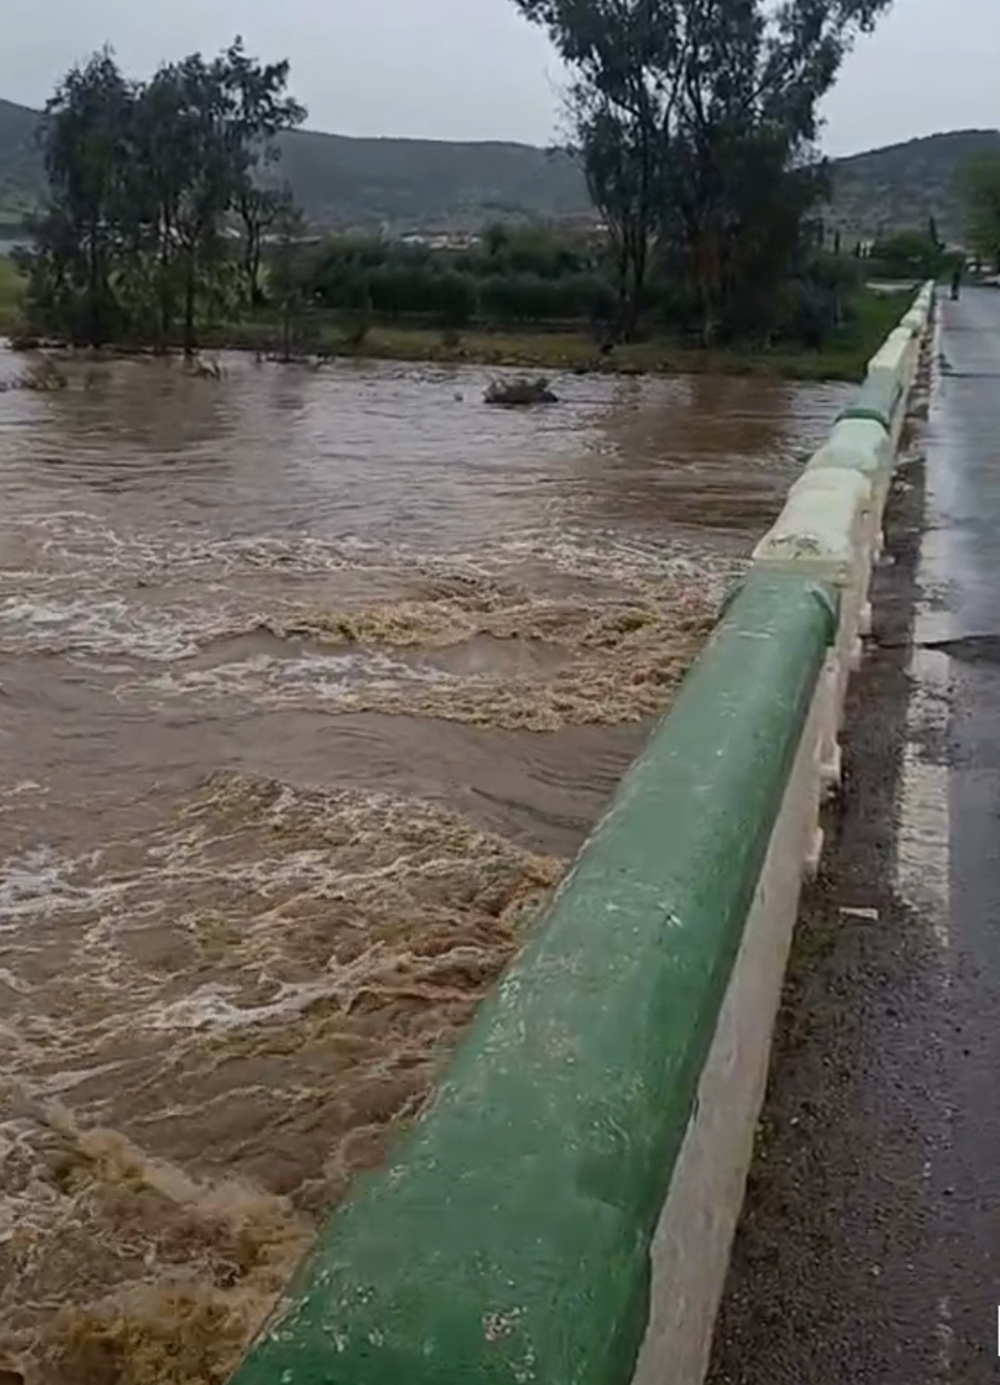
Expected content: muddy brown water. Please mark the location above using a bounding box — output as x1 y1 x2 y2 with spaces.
0 351 850 1383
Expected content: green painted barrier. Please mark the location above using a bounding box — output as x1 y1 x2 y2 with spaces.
837 373 899 432
231 570 836 1385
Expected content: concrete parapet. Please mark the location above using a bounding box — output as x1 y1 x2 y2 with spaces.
230 572 836 1385
753 280 933 781
838 372 899 435
754 469 872 581
752 468 873 757
632 641 830 1385
806 418 894 523
866 331 915 443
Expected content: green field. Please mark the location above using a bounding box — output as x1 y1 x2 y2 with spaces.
317 291 905 382
197 287 909 382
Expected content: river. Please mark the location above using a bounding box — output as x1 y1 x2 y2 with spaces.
0 351 850 1384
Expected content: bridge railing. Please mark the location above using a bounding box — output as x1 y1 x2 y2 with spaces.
229 281 935 1385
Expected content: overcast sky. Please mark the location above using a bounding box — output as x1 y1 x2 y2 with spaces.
2 0 997 156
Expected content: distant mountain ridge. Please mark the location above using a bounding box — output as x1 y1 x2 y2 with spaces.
0 98 45 216
1 96 995 240
0 96 586 230
830 129 1000 242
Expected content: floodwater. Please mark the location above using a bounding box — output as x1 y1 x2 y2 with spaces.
0 351 851 1384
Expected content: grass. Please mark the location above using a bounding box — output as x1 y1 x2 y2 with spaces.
320 289 910 383
0 280 909 383
0 255 22 335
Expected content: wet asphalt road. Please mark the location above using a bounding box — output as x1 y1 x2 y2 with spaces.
933 287 1000 1377
708 288 1000 1383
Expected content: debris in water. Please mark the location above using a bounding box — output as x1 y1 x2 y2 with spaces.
484 376 558 407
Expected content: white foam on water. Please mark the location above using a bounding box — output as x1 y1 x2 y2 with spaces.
145 979 341 1032
5 503 745 594
0 592 265 662
5 510 405 582
0 844 106 925
139 646 448 706
0 594 197 660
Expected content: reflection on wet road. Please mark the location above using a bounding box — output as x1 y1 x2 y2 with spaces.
0 351 850 1383
926 290 1000 1382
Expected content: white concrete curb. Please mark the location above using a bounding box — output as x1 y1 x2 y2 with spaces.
751 280 935 795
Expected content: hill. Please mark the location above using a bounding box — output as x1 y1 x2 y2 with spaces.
1 96 997 240
0 98 45 223
272 128 586 227
829 129 1000 243
0 96 588 231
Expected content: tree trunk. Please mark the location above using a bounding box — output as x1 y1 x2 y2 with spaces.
622 221 648 343
610 235 629 343
621 275 640 342
694 225 721 348
250 237 262 306
157 229 172 354
183 252 197 358
245 224 263 307
281 300 292 363
87 225 104 347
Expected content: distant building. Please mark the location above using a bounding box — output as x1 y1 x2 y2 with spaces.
398 231 481 251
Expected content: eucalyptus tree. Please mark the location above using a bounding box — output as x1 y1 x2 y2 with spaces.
222 39 306 306
32 49 135 343
25 39 306 349
513 0 894 340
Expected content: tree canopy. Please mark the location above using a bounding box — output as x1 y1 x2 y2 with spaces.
512 0 894 340
20 41 305 350
962 155 1000 272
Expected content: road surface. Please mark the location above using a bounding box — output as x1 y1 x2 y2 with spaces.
709 287 1000 1383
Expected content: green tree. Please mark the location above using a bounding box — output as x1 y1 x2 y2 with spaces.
128 66 193 348
222 38 306 305
238 185 284 307
31 49 135 343
963 155 1000 273
511 0 894 342
152 53 236 355
22 39 306 351
870 229 946 280
269 196 311 359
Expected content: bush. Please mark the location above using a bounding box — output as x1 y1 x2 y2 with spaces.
868 231 948 281
479 271 614 324
788 280 837 349
304 230 611 329
436 271 477 329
